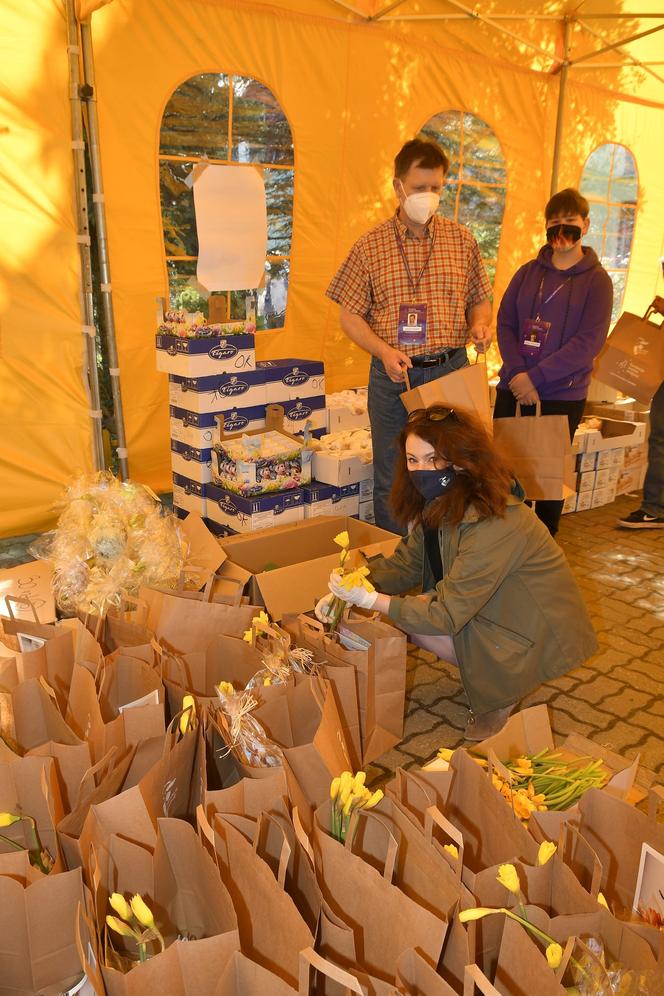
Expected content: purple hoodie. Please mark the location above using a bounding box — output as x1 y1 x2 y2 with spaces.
496 245 613 400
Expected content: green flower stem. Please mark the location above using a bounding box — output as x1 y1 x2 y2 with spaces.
138 942 148 964
0 833 24 852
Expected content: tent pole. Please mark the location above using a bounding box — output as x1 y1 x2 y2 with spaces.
550 17 571 197
65 0 105 473
79 20 130 482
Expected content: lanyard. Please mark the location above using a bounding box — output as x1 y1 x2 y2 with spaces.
535 275 571 318
393 218 437 297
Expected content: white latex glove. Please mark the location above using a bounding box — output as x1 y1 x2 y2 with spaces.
328 574 378 610
314 592 336 623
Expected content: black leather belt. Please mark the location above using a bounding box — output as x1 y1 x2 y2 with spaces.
410 347 463 368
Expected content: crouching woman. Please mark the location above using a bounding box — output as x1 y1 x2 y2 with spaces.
318 405 597 740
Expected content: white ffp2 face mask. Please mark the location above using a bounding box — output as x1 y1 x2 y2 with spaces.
399 181 440 225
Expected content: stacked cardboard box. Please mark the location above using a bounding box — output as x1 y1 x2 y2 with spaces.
562 417 647 514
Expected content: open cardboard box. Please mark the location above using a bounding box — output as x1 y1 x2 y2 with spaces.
582 417 646 452
218 515 400 619
471 704 653 808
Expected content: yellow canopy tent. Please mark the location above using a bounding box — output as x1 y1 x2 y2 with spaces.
1 0 663 536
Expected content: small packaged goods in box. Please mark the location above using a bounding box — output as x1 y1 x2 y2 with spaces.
155 310 256 378
213 404 312 497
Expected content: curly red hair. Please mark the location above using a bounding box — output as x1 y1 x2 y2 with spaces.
390 405 514 528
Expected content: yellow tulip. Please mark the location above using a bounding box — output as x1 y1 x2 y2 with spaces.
537 841 557 866
330 777 341 801
179 694 196 735
343 793 356 817
106 915 138 939
545 942 563 969
597 892 609 910
496 864 521 894
0 812 21 828
437 748 454 762
109 892 132 922
333 531 350 549
443 843 459 860
130 894 155 929
339 771 353 794
363 789 383 810
352 771 366 794
216 681 234 698
242 629 253 643
458 907 500 923
254 610 270 626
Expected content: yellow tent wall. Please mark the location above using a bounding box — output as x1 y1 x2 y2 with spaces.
2 0 663 535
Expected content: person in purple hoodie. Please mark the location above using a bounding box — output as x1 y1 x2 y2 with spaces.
493 187 613 536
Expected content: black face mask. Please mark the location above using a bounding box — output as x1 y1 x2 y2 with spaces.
546 223 582 245
410 466 458 504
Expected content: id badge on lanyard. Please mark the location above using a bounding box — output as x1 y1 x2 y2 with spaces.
394 220 435 349
520 274 570 357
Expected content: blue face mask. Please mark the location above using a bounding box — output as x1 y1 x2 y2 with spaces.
410 466 458 504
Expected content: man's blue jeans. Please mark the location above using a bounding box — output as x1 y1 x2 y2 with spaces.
642 380 664 517
368 349 469 534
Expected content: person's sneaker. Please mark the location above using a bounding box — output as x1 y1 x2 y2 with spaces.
617 508 664 529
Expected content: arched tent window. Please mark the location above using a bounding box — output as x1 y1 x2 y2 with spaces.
159 74 293 329
580 143 637 322
420 111 507 284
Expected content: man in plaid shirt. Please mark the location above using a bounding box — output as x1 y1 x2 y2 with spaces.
326 138 493 532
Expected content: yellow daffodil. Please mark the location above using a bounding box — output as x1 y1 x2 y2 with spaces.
339 771 353 794
443 843 459 860
437 748 454 762
130 894 155 929
263 677 272 686
109 892 132 922
352 771 366 794
363 789 383 810
537 841 557 866
106 915 138 939
179 695 196 735
242 629 253 644
342 793 356 817
459 907 500 923
597 892 609 910
330 777 341 801
0 812 21 828
545 942 563 969
217 681 234 697
496 864 521 894
336 567 375 593
333 531 350 549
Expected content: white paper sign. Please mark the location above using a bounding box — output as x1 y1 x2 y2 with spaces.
117 689 161 714
193 163 267 291
0 560 55 623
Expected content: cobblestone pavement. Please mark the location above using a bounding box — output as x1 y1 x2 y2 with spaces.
368 491 664 786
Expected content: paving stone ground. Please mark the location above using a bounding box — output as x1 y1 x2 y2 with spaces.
367 491 664 785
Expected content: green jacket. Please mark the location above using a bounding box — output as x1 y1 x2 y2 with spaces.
367 493 597 714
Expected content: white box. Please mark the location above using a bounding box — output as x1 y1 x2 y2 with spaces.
172 474 207 516
562 493 577 515
156 330 255 378
327 406 371 433
591 485 617 508
609 446 625 468
576 452 597 472
606 466 621 485
169 369 267 414
616 463 647 496
281 396 327 434
359 477 374 501
170 404 267 449
575 490 592 512
258 359 325 402
594 468 611 489
205 482 305 534
577 471 596 493
623 443 647 469
358 499 375 523
595 450 613 470
313 451 374 487
302 482 361 519
583 418 643 453
170 442 212 484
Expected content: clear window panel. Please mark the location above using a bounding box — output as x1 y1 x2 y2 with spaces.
160 161 197 257
457 183 506 260
160 74 229 159
230 259 290 330
461 113 507 185
611 144 637 179
265 168 294 256
609 270 627 322
166 259 209 316
231 77 294 165
436 184 458 220
421 111 462 182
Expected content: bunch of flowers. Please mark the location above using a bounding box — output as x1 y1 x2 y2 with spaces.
106 893 165 967
215 681 282 768
0 811 53 874
329 770 384 843
499 751 607 820
30 472 187 616
242 611 319 688
323 531 375 632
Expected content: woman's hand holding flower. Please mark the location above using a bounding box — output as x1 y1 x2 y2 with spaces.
328 568 378 610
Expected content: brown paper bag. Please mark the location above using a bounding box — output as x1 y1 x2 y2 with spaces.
11 677 83 752
400 357 492 430
213 950 297 996
253 675 352 813
0 753 65 874
138 585 262 651
158 633 263 716
0 616 76 713
492 402 574 500
0 867 90 995
28 739 93 814
594 303 664 404
198 805 314 989
203 764 289 826
97 654 163 721
395 948 460 996
311 808 447 985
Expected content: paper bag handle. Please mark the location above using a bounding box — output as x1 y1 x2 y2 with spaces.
558 822 602 899
253 811 291 889
648 785 664 823
212 575 244 608
291 805 315 866
463 964 501 996
297 613 326 638
74 746 118 810
515 401 542 418
344 809 398 883
3 594 41 624
298 947 363 995
75 902 104 996
402 365 411 391
394 767 434 816
424 805 464 880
